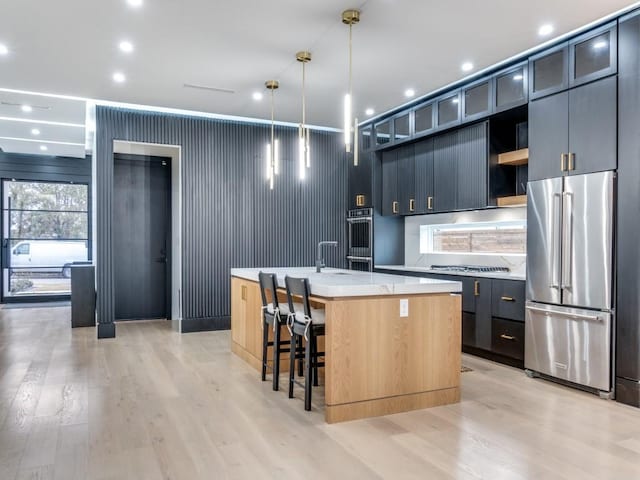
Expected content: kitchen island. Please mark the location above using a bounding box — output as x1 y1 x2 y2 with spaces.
230 267 462 423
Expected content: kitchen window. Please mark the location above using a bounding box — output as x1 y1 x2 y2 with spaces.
420 220 526 255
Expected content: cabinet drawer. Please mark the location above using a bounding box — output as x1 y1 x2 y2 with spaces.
491 279 525 321
491 317 524 360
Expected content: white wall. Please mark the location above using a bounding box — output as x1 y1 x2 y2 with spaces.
404 207 527 275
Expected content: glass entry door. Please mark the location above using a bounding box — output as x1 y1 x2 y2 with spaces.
2 180 89 300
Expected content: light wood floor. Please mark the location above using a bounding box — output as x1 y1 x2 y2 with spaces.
1 307 640 480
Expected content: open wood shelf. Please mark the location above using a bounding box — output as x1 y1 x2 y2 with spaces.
498 148 529 166
497 195 527 207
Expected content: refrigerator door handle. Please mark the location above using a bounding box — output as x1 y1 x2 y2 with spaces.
561 192 573 291
526 305 602 323
549 193 562 290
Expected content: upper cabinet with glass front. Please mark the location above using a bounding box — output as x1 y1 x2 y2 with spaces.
569 22 617 87
529 42 569 100
495 62 528 112
462 77 493 121
359 125 373 152
413 102 435 137
393 112 411 143
375 119 391 146
435 90 461 130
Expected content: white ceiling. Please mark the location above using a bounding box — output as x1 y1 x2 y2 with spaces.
0 0 638 145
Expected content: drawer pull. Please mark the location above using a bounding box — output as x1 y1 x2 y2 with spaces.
501 296 515 302
356 194 365 207
241 285 247 301
474 280 480 297
500 334 516 341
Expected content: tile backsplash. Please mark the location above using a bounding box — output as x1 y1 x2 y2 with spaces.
404 207 527 275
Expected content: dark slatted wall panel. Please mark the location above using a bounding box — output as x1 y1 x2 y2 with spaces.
95 107 347 330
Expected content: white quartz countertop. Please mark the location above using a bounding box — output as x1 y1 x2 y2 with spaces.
230 267 462 298
375 265 526 281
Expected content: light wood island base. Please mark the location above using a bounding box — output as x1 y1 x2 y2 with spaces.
231 272 462 423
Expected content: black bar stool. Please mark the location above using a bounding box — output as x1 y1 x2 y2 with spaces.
284 275 326 411
258 271 300 391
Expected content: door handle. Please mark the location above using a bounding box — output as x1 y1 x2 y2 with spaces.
549 192 562 290
241 285 247 301
561 153 567 172
474 280 480 297
561 192 573 290
409 199 415 212
500 334 516 341
427 196 433 210
501 296 515 302
568 153 575 171
392 201 399 214
356 194 365 207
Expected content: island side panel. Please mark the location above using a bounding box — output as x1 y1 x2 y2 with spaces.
324 293 461 423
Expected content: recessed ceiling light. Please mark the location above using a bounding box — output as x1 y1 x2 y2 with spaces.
538 24 554 36
31 128 40 136
593 40 608 50
112 72 126 83
461 62 474 72
0 44 8 56
127 0 143 7
513 74 524 81
119 41 134 53
404 89 415 98
365 108 375 116
252 91 263 101
21 105 32 113
39 145 48 151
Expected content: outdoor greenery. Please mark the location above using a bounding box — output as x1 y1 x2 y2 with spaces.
7 181 88 240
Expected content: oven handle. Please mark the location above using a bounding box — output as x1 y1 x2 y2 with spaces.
347 256 373 261
347 217 372 223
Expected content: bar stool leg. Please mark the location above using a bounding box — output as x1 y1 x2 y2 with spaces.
261 317 269 382
312 333 319 387
272 319 281 391
304 332 313 411
288 331 296 398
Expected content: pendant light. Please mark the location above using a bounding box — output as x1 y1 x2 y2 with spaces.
265 80 280 190
296 51 312 180
342 9 360 166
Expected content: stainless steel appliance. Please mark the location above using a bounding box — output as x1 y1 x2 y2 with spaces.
430 265 509 274
347 208 373 272
525 170 614 394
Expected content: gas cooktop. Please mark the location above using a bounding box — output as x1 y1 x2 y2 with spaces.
429 265 510 273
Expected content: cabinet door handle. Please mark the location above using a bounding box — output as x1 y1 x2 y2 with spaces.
501 296 515 302
500 334 516 341
356 194 365 207
474 280 480 297
241 285 247 301
409 199 415 212
568 153 575 171
392 201 399 214
428 196 433 210
561 153 567 172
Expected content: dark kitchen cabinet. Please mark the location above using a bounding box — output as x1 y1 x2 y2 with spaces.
375 119 391 146
495 62 528 112
397 144 416 214
359 125 373 152
491 318 525 361
414 139 434 214
528 91 569 181
529 76 616 181
570 22 617 87
529 43 569 100
432 130 458 212
456 122 488 210
567 75 617 175
463 77 492 122
348 151 374 209
393 113 411 143
491 279 526 321
460 277 492 350
381 149 399 216
436 91 462 130
414 102 435 136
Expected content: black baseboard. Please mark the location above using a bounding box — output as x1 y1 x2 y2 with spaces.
181 316 230 333
97 323 116 339
462 345 524 369
616 377 640 407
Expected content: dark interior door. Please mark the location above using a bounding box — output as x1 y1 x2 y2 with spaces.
113 155 170 320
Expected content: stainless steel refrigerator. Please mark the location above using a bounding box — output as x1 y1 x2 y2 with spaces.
525 170 614 394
